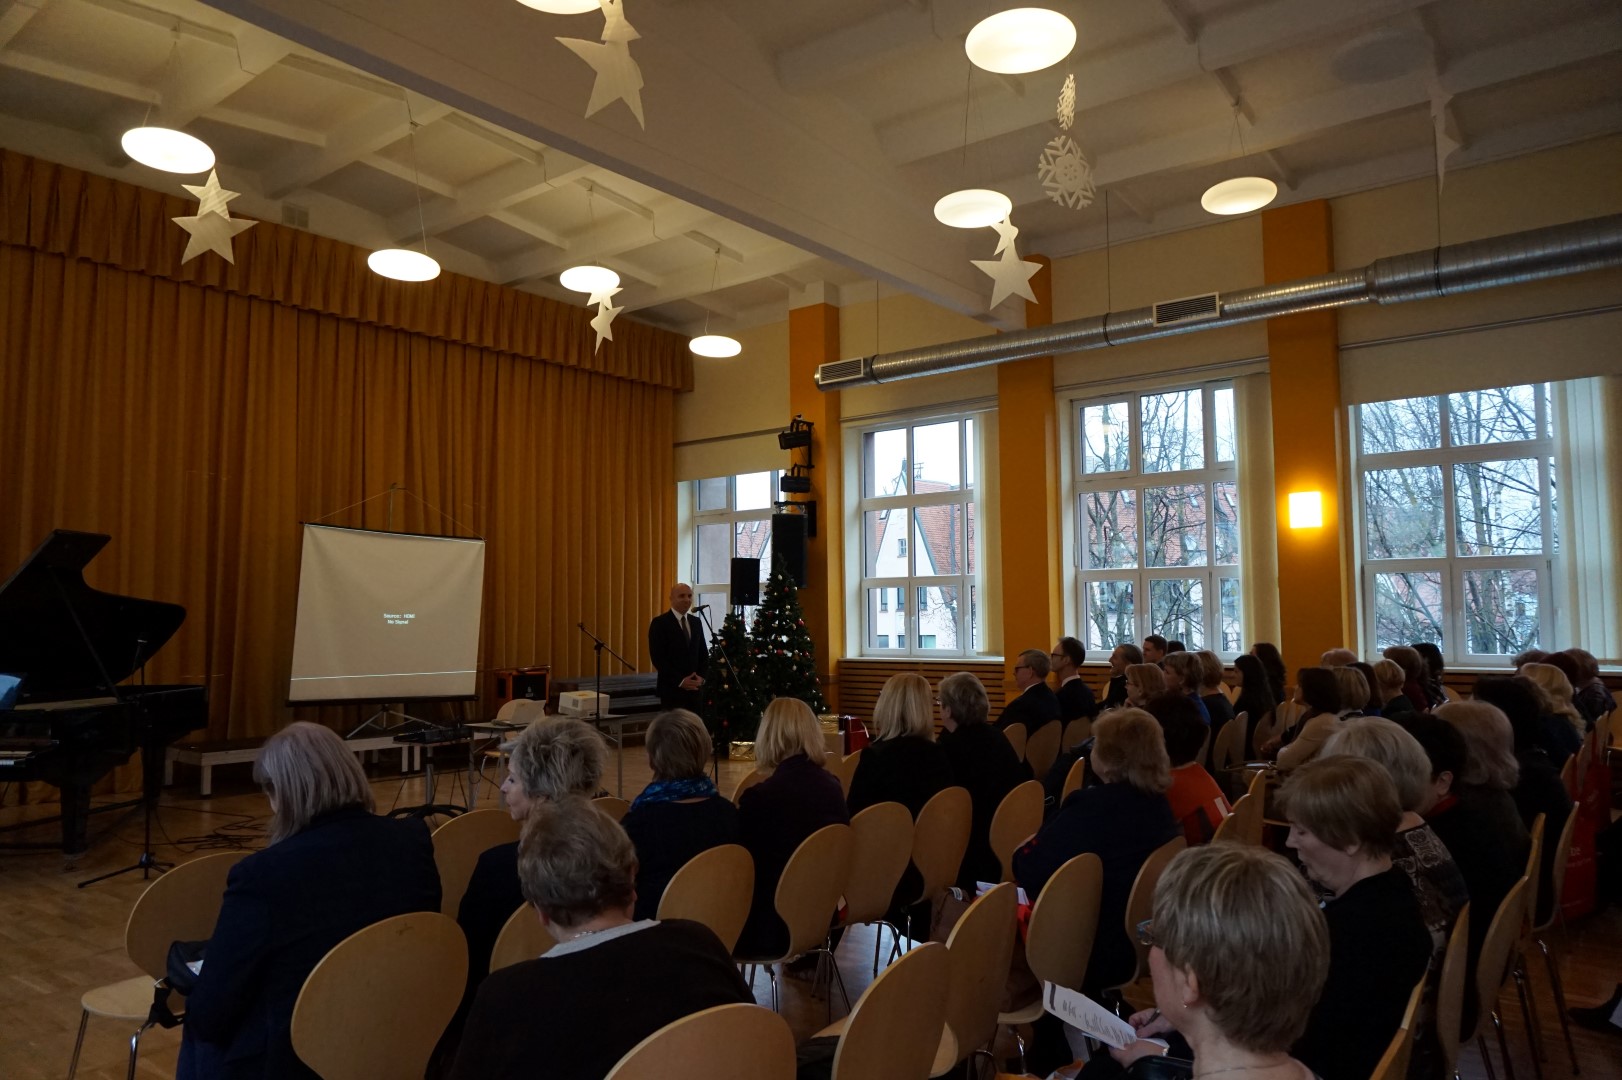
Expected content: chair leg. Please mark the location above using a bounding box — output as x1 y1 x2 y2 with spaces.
824 947 851 1016
67 1009 89 1080
1013 1027 1029 1076
128 1020 154 1080
769 965 780 1013
1479 1034 1499 1080
1492 1010 1517 1080
1513 963 1544 1079
1537 937 1580 1075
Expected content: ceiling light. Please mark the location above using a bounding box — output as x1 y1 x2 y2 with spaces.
689 334 742 358
965 8 1076 75
514 0 601 12
933 188 1013 229
367 248 442 282
121 127 215 174
560 265 621 293
1201 176 1278 216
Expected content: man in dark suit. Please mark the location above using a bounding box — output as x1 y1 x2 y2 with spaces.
1101 642 1142 711
1051 636 1097 723
995 648 1062 734
648 582 709 710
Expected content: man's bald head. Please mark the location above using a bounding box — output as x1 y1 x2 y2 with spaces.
669 583 694 614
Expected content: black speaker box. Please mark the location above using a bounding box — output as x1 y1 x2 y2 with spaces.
771 512 808 588
730 557 761 606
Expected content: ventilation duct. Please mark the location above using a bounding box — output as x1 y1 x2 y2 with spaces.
815 213 1622 390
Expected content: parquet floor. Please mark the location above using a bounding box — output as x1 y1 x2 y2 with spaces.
1 751 1617 1079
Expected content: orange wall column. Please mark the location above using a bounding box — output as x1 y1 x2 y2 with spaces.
1261 200 1353 667
997 256 1063 692
788 302 844 709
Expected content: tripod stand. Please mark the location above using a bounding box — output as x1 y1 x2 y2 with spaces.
80 699 172 887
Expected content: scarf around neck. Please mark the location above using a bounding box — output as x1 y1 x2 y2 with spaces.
630 775 717 811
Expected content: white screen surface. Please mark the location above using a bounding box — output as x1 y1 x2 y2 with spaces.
288 525 485 702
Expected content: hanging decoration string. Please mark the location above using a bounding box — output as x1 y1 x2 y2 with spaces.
405 95 430 258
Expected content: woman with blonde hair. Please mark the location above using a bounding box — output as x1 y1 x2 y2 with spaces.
1162 650 1213 725
847 672 954 817
1520 661 1587 742
1372 658 1415 721
1125 662 1166 707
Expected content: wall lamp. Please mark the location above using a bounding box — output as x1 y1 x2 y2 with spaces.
1287 491 1324 529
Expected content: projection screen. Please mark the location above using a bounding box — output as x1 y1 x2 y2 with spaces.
288 524 485 703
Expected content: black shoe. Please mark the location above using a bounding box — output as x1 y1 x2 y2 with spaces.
1569 982 1622 1033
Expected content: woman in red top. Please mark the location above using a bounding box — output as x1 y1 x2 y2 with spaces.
1146 694 1230 844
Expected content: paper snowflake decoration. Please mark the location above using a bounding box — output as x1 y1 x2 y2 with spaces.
558 0 646 128
172 169 255 264
1037 134 1095 210
1057 73 1076 131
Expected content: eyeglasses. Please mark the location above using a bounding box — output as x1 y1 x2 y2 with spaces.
1014 664 1030 672
1136 918 1157 948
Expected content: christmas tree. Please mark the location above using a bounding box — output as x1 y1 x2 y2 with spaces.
750 558 827 713
702 610 766 747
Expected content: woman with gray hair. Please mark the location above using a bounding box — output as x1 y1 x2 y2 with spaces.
937 670 1028 890
179 722 441 1080
451 797 751 1080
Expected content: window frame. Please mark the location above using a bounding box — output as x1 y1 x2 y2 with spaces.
688 470 783 621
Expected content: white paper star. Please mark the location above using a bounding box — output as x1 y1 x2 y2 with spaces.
598 0 639 43
172 211 256 264
558 0 645 127
989 216 1019 256
182 170 241 217
972 247 1042 309
590 298 622 351
586 283 623 308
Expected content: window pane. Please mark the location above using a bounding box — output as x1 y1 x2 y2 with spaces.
735 471 772 511
1148 578 1205 649
864 428 908 497
918 586 961 651
696 590 726 617
1360 396 1441 455
913 421 962 492
1452 459 1544 555
695 476 727 511
866 588 905 650
966 502 977 574
1081 401 1131 474
1084 489 1138 570
696 523 731 584
913 506 965 575
733 520 771 579
1140 389 1204 473
969 584 980 653
1463 568 1541 656
865 509 905 576
1219 577 1242 653
1214 386 1236 463
1084 580 1135 653
1364 467 1444 559
1448 385 1543 446
965 419 977 487
1372 572 1444 650
1213 481 1239 565
1144 485 1208 567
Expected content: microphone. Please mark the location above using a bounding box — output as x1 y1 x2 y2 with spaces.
691 604 710 612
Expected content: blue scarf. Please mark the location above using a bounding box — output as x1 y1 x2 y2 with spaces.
630 775 718 811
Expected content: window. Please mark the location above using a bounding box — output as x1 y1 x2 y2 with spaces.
687 470 782 621
860 415 980 656
1355 385 1554 662
1072 383 1240 655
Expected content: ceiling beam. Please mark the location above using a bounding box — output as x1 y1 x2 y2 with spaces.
1264 149 1297 191
618 246 822 313
386 153 593 241
439 111 545 166
0 0 46 52
488 209 569 251
774 1 948 96
260 91 451 199
495 200 716 286
361 152 456 198
0 51 157 102
1108 186 1153 224
1157 0 1198 45
205 105 325 146
683 229 743 264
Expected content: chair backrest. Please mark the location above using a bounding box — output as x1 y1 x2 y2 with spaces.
908 786 972 906
605 1003 796 1080
1024 853 1102 992
1060 756 1087 803
1024 723 1062 785
1435 904 1471 1073
431 808 522 917
1558 754 1577 799
1571 733 1592 796
593 795 631 822
988 780 1044 882
126 851 249 978
1522 813 1546 929
1113 837 1187 989
657 843 755 953
829 750 862 797
830 941 949 1080
1061 716 1092 750
1370 978 1425 1080
290 911 467 1080
839 803 915 927
495 698 545 724
1470 878 1530 1041
731 768 768 804
1535 807 1579 933
941 881 1019 1066
774 824 854 960
1211 792 1261 846
1002 724 1027 761
1212 711 1247 772
489 902 555 973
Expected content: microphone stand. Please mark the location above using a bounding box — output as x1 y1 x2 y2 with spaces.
577 622 635 792
80 636 172 887
693 606 741 784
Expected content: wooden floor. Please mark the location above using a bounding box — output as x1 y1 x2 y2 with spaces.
1 749 1618 1079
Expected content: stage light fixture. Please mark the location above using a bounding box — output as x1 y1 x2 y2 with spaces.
778 418 814 450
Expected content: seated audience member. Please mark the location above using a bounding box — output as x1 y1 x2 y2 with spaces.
1162 651 1212 725
1231 653 1277 760
734 697 850 958
1124 662 1166 708
1351 661 1381 710
1269 667 1343 771
1512 647 1549 670
995 648 1062 734
1539 651 1589 717
1107 846 1330 1075
1562 647 1616 725
1142 634 1168 665
1147 694 1230 845
451 798 752 1080
1051 636 1098 723
1278 757 1433 1080
1251 641 1289 706
179 723 442 1080
938 671 1029 890
1374 658 1417 723
1333 665 1370 720
621 709 740 920
460 718 607 991
1412 642 1447 709
1321 718 1467 1080
1195 649 1235 735
1520 662 1587 758
1321 647 1358 667
1101 643 1142 711
1383 645 1432 711
1166 639 1187 655
1470 677 1573 925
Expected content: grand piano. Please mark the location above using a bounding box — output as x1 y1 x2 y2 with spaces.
0 530 206 854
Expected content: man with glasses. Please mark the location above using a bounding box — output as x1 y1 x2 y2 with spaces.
994 648 1061 735
1050 637 1097 724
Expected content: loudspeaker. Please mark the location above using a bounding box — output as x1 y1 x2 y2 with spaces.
730 557 761 607
771 512 808 588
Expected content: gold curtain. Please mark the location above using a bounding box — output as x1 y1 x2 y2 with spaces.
0 151 681 772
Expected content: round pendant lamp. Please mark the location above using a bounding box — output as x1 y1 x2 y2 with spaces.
560 265 621 293
689 334 742 358
933 188 1013 229
965 8 1076 74
121 127 215 174
514 0 601 12
367 248 442 282
1200 176 1278 216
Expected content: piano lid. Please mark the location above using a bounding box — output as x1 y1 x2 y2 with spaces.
0 530 187 703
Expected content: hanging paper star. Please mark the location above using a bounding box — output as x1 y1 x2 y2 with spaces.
172 211 255 264
558 0 645 128
989 215 1019 256
972 247 1042 309
182 170 242 217
590 298 622 351
586 283 623 308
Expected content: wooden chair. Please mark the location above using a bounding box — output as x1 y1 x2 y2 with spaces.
431 807 521 917
489 902 555 972
290 911 467 1080
1025 722 1062 785
810 941 950 1080
833 803 915 975
67 851 248 1080
997 853 1103 1073
1515 809 1581 1074
731 767 769 803
829 749 863 797
1211 792 1261 846
1568 733 1592 799
1464 878 1531 1080
657 843 755 953
1370 978 1426 1080
1558 754 1576 799
734 823 854 1012
988 780 1044 882
933 881 1019 1076
1212 710 1247 773
1002 723 1027 762
895 786 972 950
605 1002 796 1080
1061 715 1092 750
1434 904 1472 1078
593 795 631 822
1107 837 1187 996
1060 756 1087 803
478 698 546 795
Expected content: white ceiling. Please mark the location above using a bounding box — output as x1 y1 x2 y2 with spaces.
0 0 1617 338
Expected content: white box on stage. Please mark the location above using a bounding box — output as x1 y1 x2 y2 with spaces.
558 690 612 717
